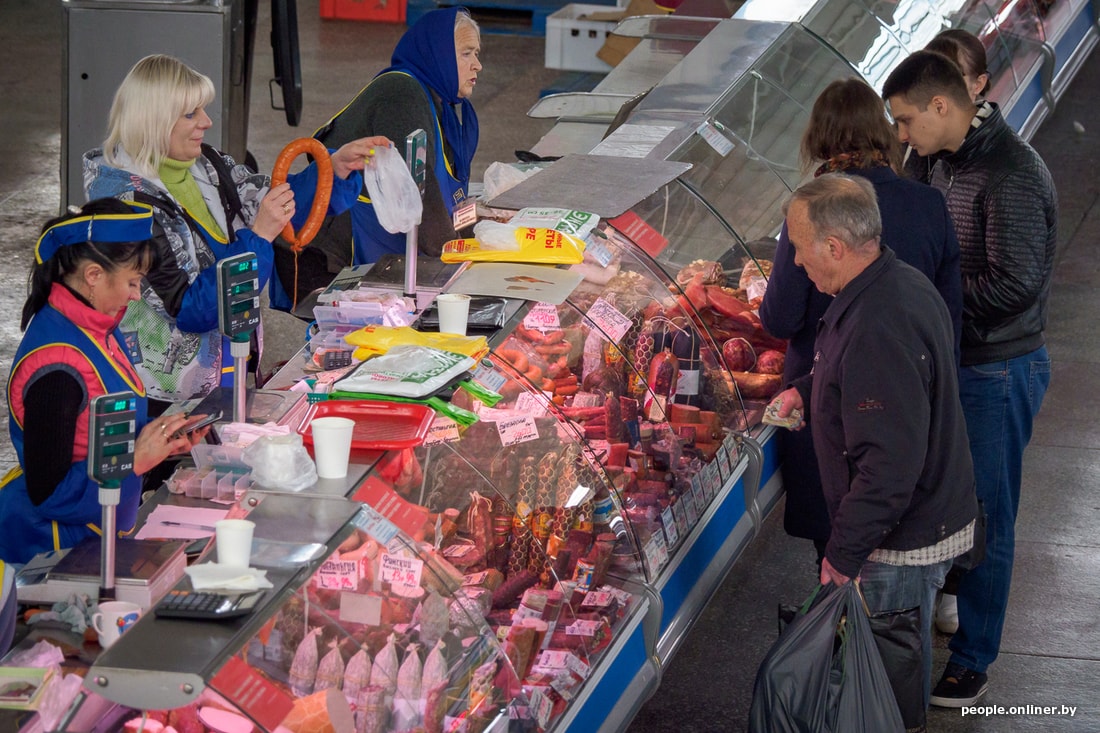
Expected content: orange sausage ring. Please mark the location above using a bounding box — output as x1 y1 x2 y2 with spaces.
271 138 333 253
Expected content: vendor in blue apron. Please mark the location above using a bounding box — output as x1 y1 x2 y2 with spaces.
315 6 482 266
0 200 210 578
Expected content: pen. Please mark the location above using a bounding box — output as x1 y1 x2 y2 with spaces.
160 521 216 532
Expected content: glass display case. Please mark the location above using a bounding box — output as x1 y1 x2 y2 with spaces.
69 235 766 732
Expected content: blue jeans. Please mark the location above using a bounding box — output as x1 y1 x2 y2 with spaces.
950 347 1051 674
859 558 953 710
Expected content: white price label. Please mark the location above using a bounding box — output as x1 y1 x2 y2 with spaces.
692 476 708 514
586 297 633 343
473 362 507 393
316 558 359 591
423 415 461 446
696 120 736 157
671 498 689 539
529 688 553 730
497 415 540 447
380 553 423 591
661 505 679 546
351 504 399 544
652 529 669 567
581 590 614 608
643 536 662 575
515 391 550 418
682 488 699 526
585 235 614 266
601 585 632 605
717 440 733 479
537 650 572 669
566 619 602 636
704 460 722 498
522 302 561 331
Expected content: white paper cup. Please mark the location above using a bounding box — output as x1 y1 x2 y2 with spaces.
215 518 255 568
311 416 355 479
92 600 142 649
436 293 471 336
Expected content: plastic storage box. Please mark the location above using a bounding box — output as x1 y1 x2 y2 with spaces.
545 3 622 72
320 0 406 23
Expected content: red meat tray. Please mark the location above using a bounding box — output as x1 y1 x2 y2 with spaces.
297 399 433 450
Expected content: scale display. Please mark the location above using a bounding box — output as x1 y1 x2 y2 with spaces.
87 391 136 484
217 253 261 340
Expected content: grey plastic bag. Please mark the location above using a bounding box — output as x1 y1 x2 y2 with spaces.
749 581 904 733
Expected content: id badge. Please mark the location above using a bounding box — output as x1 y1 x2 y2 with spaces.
121 330 143 364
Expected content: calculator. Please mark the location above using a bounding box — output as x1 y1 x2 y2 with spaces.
154 589 265 621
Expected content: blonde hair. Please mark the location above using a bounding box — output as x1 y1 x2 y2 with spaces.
103 54 216 178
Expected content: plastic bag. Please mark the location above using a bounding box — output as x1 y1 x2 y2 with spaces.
342 325 489 361
749 582 904 733
440 227 586 264
364 145 423 234
242 433 318 492
333 345 475 399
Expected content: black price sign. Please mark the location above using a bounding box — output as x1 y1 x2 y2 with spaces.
87 391 136 484
217 254 261 340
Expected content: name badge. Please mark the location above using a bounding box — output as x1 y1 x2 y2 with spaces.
452 198 477 230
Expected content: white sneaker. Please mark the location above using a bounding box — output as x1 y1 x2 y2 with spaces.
936 592 959 634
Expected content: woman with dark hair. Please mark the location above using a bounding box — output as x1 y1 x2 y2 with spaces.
904 28 990 182
311 7 482 268
0 199 207 572
759 77 963 571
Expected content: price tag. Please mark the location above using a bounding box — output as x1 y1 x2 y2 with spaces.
671 498 689 539
703 460 722 500
603 585 632 605
571 391 603 408
566 619 602 636
682 486 699 526
452 198 477 230
717 439 733 479
423 415 461 446
351 503 399 544
528 688 553 730
661 505 679 546
643 536 663 575
473 362 508 393
537 650 572 670
652 529 669 567
380 553 423 591
696 120 736 157
497 415 540 447
515 391 550 418
316 558 359 590
581 590 614 608
586 297 633 343
692 475 708 514
585 235 614 266
522 302 561 331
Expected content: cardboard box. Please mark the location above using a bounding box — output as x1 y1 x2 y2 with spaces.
596 0 669 67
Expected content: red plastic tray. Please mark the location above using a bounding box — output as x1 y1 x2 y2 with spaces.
298 400 433 450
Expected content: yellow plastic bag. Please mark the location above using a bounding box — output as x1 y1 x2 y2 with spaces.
344 325 490 362
440 227 586 264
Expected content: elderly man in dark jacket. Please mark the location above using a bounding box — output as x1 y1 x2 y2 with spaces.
773 174 977 731
884 50 1057 708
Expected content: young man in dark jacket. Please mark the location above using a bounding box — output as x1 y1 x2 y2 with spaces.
883 50 1057 707
772 174 978 731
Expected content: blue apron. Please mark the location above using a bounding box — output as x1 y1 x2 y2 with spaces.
1 305 148 565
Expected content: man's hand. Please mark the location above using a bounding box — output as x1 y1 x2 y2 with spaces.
820 556 851 586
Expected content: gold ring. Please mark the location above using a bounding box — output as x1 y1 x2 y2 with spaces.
282 202 292 214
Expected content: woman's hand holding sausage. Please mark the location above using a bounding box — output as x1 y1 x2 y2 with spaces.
252 181 295 241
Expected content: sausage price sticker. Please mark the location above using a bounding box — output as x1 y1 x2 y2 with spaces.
586 297 632 343
497 414 540 447
424 415 461 446
316 558 359 590
522 302 561 331
380 553 423 592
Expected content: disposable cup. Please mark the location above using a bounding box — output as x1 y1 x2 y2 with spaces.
215 518 255 568
436 293 471 336
311 416 355 479
92 600 142 649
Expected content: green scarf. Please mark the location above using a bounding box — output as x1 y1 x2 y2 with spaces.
159 157 226 240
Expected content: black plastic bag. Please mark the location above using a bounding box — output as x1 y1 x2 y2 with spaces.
870 607 924 731
749 581 904 733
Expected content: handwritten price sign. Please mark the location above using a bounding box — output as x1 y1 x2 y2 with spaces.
522 302 561 331
586 297 632 343
380 553 423 591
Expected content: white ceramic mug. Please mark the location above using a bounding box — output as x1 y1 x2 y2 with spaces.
92 600 143 649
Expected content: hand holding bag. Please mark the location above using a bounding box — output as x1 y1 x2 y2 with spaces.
749 581 904 733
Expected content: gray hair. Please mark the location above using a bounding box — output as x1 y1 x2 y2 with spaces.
784 173 881 252
455 9 480 37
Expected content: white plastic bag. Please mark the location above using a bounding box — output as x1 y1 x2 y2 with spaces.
364 145 423 234
242 433 318 491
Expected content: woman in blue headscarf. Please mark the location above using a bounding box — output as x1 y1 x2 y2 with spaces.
312 7 481 268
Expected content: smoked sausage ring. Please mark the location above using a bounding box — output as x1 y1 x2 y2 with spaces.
271 138 333 252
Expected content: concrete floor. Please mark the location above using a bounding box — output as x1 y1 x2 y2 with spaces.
1 2 1098 732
